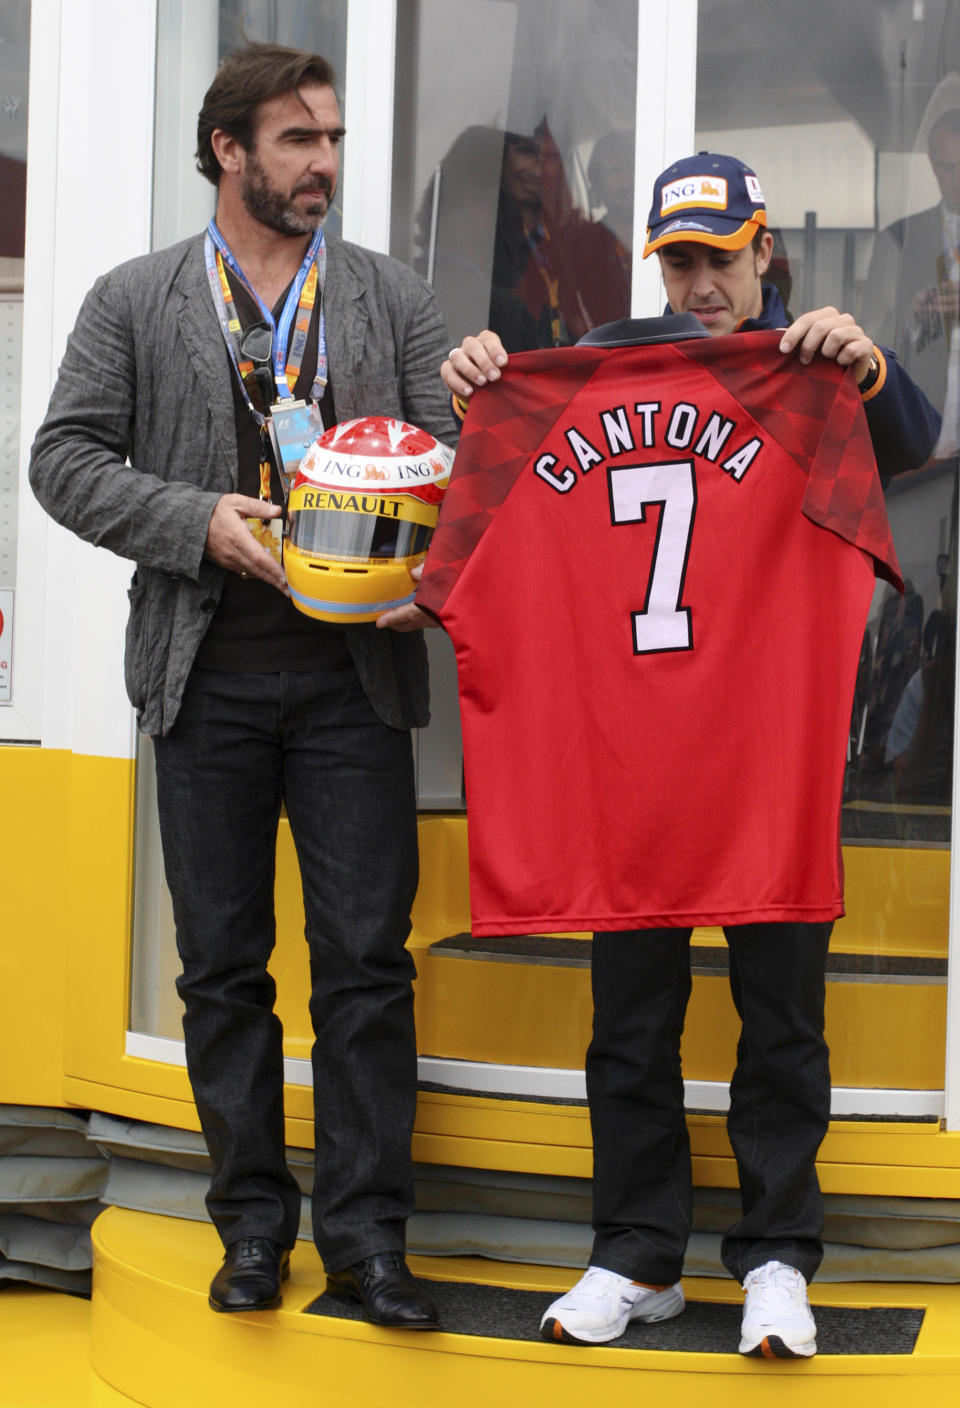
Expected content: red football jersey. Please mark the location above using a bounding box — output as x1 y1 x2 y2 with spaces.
417 332 903 936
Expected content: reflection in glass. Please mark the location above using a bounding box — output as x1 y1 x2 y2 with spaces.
485 123 632 349
394 0 637 349
857 53 959 839
392 0 638 808
0 0 28 599
696 1 953 1106
694 0 956 847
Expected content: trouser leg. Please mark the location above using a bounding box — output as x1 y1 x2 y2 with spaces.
721 921 832 1284
279 667 419 1273
153 670 301 1249
588 928 694 1284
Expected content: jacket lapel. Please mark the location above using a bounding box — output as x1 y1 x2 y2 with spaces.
174 237 239 486
323 239 367 414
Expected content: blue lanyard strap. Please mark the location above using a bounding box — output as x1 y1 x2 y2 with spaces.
204 220 328 405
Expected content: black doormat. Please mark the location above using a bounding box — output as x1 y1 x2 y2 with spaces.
304 1279 925 1354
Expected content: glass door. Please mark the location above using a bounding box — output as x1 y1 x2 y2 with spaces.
390 0 640 806
0 2 29 713
696 0 956 1121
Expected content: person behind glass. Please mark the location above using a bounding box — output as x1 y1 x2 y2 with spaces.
884 606 955 802
492 124 624 350
491 125 635 350
864 72 960 426
490 129 574 349
29 42 452 1329
413 124 542 353
859 75 960 802
442 153 939 1357
579 128 634 319
587 129 634 257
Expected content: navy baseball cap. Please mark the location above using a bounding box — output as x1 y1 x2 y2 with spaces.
643 152 767 257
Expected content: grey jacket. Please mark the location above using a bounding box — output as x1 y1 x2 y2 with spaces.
29 233 454 736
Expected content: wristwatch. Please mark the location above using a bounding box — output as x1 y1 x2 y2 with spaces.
859 350 881 394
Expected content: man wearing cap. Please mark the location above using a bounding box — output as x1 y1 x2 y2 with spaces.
441 152 938 1359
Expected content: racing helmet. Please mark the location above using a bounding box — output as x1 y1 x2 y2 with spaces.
284 416 454 623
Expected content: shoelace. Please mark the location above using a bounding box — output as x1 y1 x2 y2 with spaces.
573 1267 630 1298
745 1265 802 1311
235 1237 272 1260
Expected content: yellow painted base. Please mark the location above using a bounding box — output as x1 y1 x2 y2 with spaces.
3 742 955 1193
79 1206 960 1408
0 1285 136 1406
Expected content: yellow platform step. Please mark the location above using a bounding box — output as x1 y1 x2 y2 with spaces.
78 1207 960 1407
1 1285 131 1406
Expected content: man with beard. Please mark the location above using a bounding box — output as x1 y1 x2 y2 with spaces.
29 43 451 1327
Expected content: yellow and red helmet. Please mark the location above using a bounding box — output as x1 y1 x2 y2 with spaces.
284 416 454 623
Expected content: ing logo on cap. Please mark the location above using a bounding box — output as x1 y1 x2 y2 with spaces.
661 176 729 215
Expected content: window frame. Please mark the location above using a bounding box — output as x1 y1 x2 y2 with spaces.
18 0 960 1132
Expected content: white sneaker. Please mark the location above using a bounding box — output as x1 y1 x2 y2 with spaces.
540 1265 685 1345
738 1261 817 1358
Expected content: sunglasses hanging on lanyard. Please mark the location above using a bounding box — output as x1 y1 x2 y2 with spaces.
205 219 329 510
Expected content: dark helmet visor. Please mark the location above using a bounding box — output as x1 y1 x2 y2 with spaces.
287 506 433 562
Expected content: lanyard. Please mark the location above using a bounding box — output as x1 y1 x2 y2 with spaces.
204 220 329 408
943 208 960 281
526 219 566 346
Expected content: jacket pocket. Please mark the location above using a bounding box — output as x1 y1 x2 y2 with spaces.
124 570 174 720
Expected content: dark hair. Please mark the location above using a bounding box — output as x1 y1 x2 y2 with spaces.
196 42 337 186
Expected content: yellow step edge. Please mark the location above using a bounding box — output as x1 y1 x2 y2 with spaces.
83 1207 960 1407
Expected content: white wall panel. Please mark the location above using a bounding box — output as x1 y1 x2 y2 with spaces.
341 0 397 251
632 0 697 317
23 0 156 758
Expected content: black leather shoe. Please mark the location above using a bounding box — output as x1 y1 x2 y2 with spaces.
208 1237 291 1312
326 1251 439 1328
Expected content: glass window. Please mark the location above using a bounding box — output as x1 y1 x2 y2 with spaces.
697 0 956 848
696 0 953 1103
152 0 347 253
391 0 637 350
391 0 638 805
0 1 28 661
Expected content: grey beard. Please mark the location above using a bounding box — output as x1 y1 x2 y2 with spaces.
241 170 331 236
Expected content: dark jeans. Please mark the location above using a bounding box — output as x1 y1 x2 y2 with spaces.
588 922 832 1285
153 666 419 1272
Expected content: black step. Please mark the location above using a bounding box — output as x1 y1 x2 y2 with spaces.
305 1278 924 1354
431 934 946 982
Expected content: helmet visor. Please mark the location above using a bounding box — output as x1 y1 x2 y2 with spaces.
288 494 435 562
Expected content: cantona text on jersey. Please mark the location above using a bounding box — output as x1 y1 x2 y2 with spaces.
533 399 764 494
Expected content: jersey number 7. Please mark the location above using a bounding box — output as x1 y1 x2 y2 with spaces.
608 460 697 655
